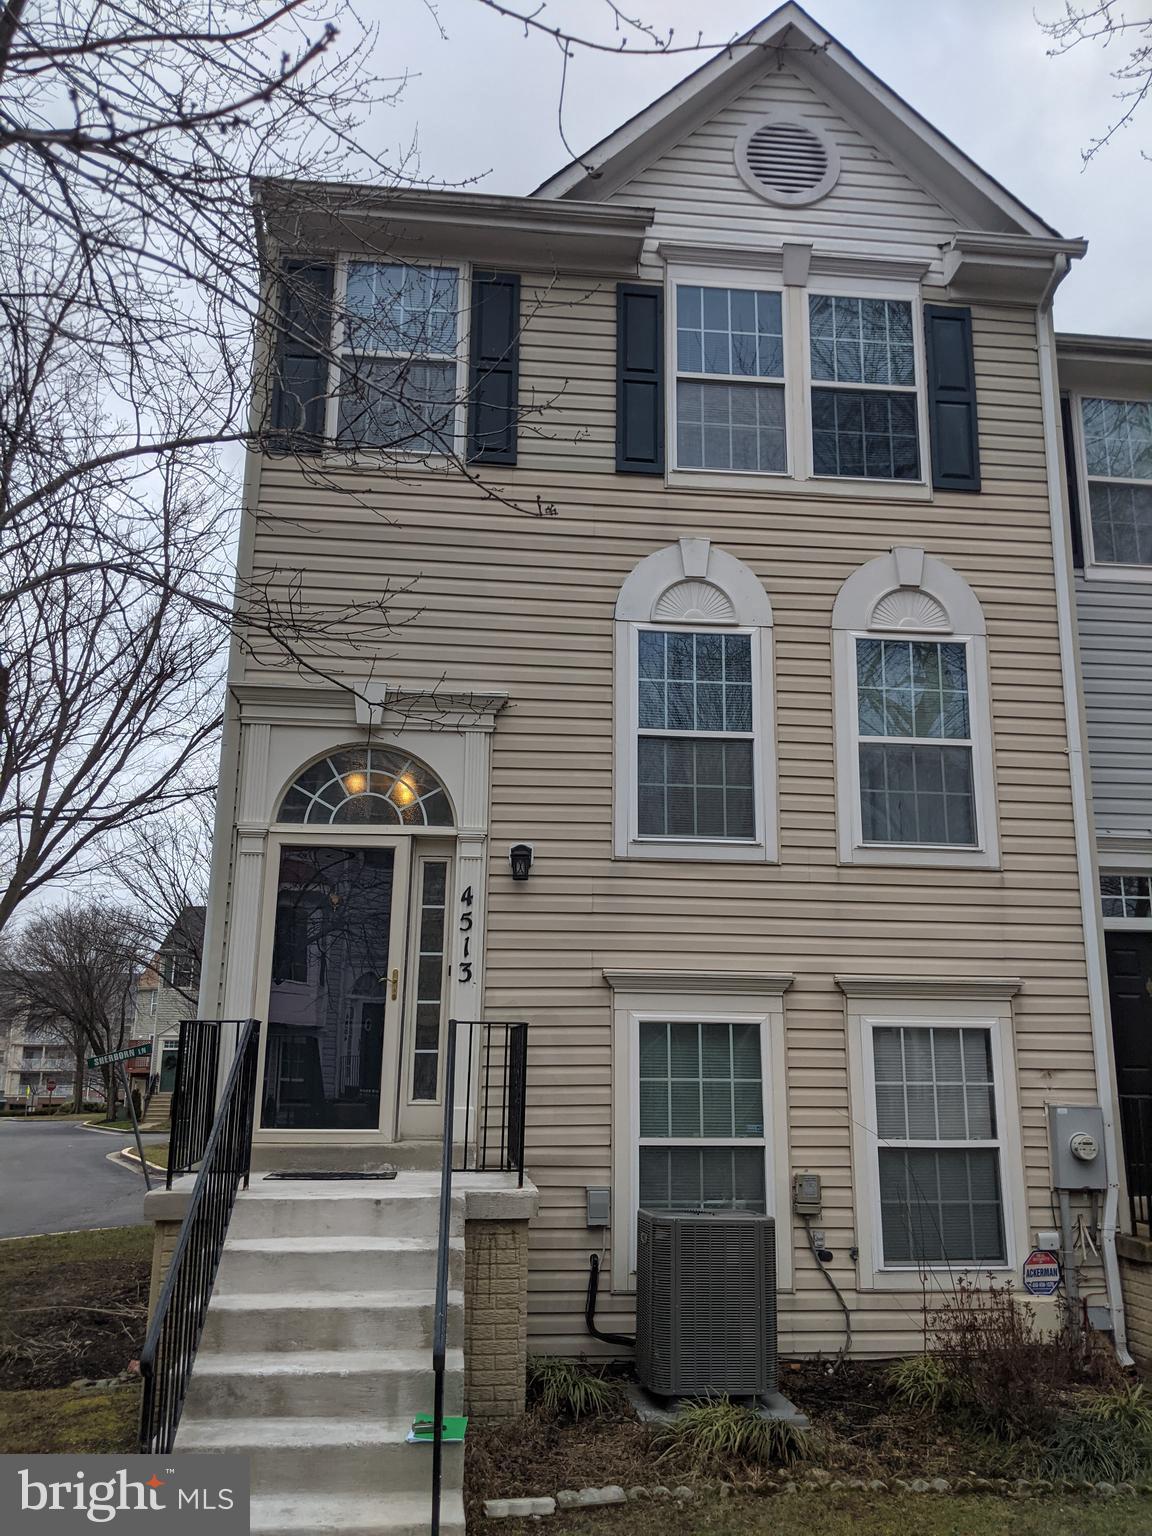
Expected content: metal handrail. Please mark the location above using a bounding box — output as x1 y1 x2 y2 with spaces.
430 1019 459 1536
1120 1093 1152 1236
453 1020 528 1181
139 1019 261 1453
431 1018 528 1533
167 1018 225 1186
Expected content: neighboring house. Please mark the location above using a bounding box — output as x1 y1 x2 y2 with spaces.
1057 338 1152 1218
152 5 1143 1523
134 906 204 1092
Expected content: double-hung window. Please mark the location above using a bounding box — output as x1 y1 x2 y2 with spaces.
871 1023 1006 1266
855 638 976 847
336 262 461 453
637 628 756 841
810 295 920 481
638 1020 767 1213
1080 396 1152 568
674 284 786 473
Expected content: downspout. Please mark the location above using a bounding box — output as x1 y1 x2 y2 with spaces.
1035 276 1132 1364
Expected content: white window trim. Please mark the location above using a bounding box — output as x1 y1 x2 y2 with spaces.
842 988 1027 1292
1071 388 1152 584
665 263 791 480
613 539 777 863
663 263 929 495
323 254 471 462
832 547 1000 870
607 972 793 1294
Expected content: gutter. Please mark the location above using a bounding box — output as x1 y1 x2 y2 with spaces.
1035 292 1132 1364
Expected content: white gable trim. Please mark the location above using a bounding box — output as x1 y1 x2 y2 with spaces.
533 3 1059 241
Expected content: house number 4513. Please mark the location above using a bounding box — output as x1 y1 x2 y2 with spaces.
457 885 474 983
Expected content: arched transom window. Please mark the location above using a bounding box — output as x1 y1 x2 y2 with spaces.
832 546 998 869
278 748 453 826
614 537 777 863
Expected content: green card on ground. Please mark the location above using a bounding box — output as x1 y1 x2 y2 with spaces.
408 1415 468 1444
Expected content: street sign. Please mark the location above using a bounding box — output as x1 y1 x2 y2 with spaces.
86 1043 151 1069
46 1079 57 1095
1023 1248 1061 1296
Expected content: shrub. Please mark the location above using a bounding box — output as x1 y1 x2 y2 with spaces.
526 1356 621 1420
654 1396 808 1473
1041 1411 1152 1485
1079 1381 1152 1436
911 1276 1116 1441
886 1352 954 1415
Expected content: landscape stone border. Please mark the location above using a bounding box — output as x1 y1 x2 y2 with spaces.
482 1471 1152 1516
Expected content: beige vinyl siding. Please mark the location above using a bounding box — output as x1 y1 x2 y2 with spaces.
242 282 1101 1357
1074 575 1152 841
598 65 961 276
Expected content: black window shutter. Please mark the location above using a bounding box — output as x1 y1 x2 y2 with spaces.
616 283 664 475
1060 393 1085 570
468 271 520 464
270 260 333 452
923 304 981 492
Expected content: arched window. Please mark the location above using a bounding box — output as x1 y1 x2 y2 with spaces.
832 546 998 868
614 537 776 862
277 747 453 826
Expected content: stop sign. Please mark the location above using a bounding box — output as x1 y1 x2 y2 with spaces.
46 1079 57 1094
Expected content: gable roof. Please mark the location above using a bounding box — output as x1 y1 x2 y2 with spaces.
533 3 1060 240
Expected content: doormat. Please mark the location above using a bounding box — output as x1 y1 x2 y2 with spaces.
264 1169 398 1180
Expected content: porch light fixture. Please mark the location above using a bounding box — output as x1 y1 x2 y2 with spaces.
509 843 534 882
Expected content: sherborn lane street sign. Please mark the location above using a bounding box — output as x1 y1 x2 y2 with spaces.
87 1043 152 1068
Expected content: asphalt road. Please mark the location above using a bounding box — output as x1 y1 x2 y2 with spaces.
0 1121 164 1238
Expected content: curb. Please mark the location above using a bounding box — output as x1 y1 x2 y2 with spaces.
115 1147 168 1176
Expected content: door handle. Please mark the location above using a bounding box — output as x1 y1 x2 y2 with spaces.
390 968 399 1002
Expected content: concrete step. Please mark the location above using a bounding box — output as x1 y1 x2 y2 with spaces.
249 1490 464 1536
229 1187 458 1243
214 1236 463 1295
175 1416 464 1497
182 1348 464 1419
200 1289 463 1354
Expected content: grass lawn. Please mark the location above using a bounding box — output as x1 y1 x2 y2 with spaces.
0 1387 139 1454
0 1227 151 1391
503 1492 1152 1536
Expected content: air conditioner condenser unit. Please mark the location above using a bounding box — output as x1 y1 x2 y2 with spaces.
635 1209 778 1398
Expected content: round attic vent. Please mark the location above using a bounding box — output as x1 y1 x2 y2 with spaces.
736 115 840 206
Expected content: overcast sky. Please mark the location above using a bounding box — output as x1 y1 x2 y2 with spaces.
368 0 1151 336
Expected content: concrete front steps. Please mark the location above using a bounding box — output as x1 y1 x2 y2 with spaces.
177 1175 465 1536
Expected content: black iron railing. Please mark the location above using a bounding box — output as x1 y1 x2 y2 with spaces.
167 1019 225 1186
139 1019 260 1454
1120 1093 1152 1236
430 1019 528 1534
454 1019 528 1183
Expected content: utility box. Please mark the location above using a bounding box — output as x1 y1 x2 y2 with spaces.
1047 1103 1108 1191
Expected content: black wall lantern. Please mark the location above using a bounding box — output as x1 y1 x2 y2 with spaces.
508 843 534 882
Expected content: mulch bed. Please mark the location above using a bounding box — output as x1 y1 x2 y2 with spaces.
466 1358 1044 1518
0 1229 151 1391
466 1414 660 1524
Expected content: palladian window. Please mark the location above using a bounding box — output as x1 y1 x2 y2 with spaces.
277 748 453 826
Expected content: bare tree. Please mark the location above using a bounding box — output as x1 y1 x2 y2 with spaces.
1041 3 1152 159
0 2 779 936
114 801 212 1010
4 900 150 1119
